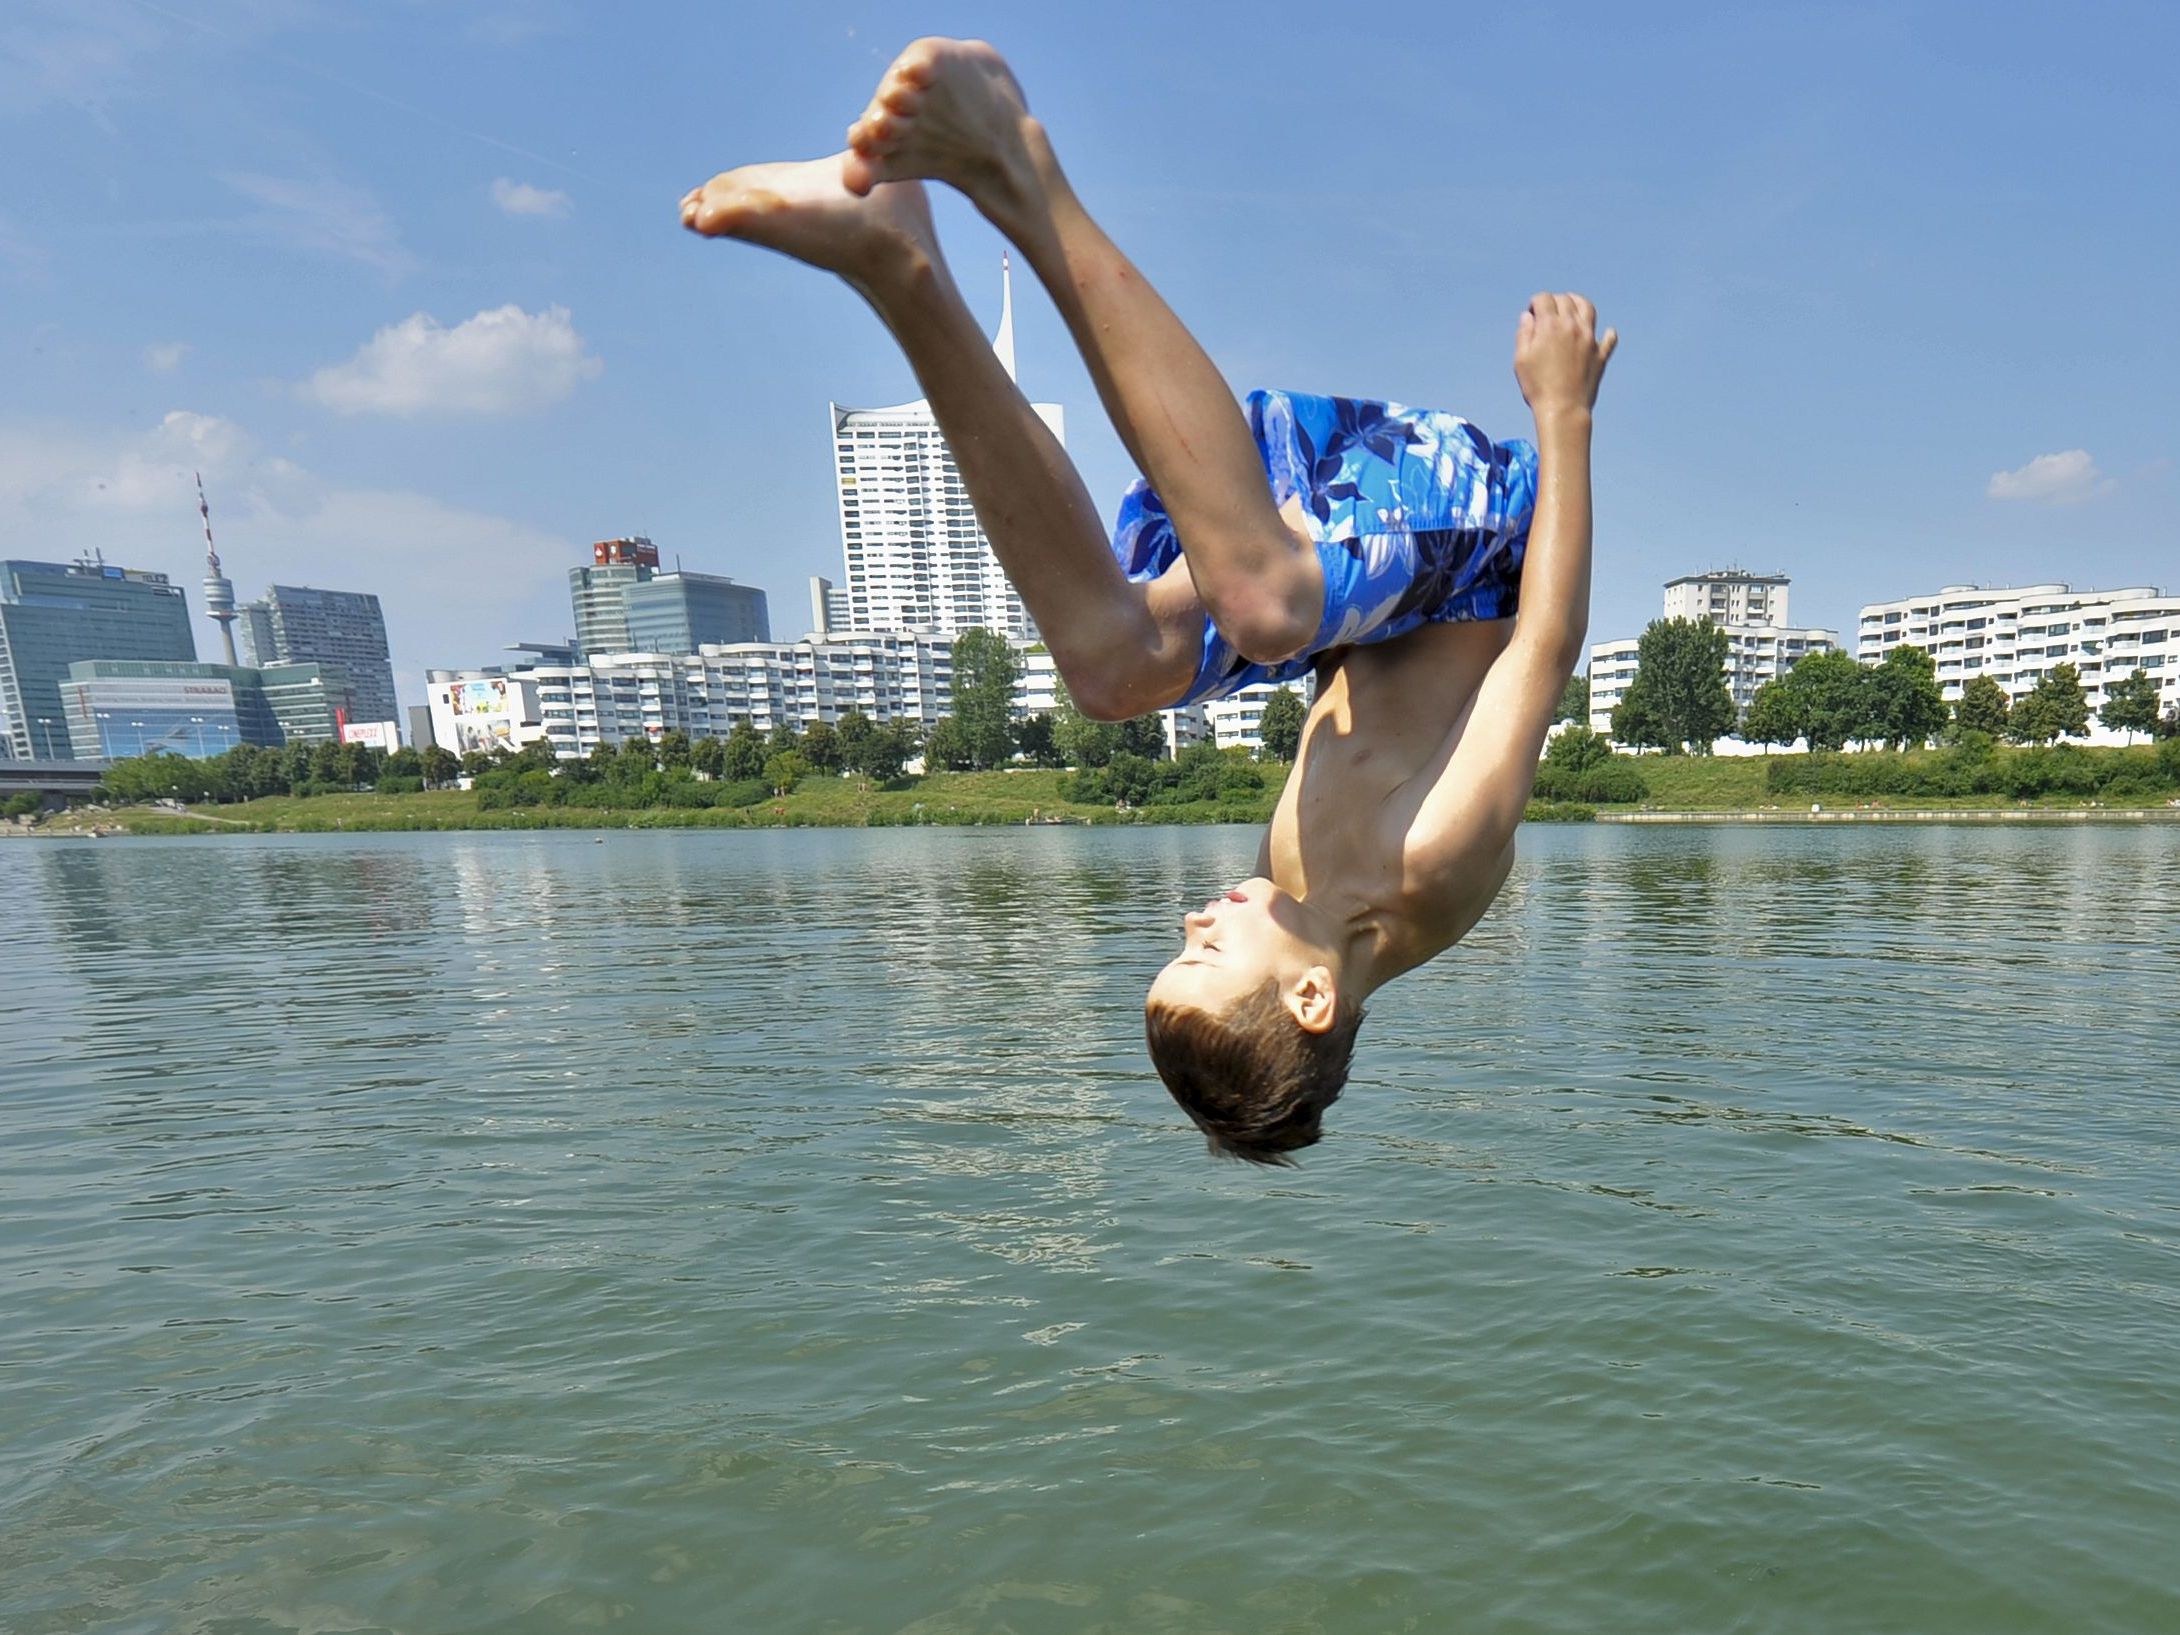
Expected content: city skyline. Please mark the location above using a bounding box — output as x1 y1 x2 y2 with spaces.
5 4 2173 716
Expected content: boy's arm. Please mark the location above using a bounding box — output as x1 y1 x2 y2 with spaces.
1405 295 1615 868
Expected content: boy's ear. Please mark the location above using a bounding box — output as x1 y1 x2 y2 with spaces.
1286 965 1337 1034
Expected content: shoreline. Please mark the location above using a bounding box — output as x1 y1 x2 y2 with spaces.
1599 807 2180 825
14 801 2180 839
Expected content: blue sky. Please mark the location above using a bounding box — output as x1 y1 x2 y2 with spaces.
4 0 2174 707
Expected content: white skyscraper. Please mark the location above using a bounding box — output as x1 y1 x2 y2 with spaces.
830 258 1058 641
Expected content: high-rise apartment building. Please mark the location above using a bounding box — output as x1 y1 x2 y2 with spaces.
0 558 197 760
831 259 1055 641
1857 582 2179 724
1589 570 1839 736
1662 569 1791 628
236 584 399 730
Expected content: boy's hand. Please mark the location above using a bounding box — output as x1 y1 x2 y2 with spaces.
1514 292 1616 418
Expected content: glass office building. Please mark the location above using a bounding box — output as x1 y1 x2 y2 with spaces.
625 572 770 651
235 584 399 729
0 559 197 760
62 660 354 760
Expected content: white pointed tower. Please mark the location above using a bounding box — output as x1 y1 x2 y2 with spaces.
196 472 240 666
826 258 1063 641
994 251 1017 384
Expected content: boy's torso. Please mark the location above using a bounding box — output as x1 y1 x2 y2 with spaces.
1261 617 1519 979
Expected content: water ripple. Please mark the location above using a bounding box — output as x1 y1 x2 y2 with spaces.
3 824 2177 1633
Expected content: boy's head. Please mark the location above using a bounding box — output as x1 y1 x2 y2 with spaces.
1143 879 1364 1164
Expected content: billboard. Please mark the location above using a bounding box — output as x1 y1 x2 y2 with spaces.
341 719 401 751
433 678 524 755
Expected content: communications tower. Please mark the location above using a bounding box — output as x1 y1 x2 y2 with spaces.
196 471 239 665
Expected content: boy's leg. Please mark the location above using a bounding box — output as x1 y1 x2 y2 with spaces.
845 40 1321 664
681 160 1197 720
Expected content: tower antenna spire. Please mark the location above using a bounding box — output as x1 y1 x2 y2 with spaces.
197 471 240 666
992 252 1017 383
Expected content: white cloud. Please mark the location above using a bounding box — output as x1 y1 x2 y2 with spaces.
144 341 190 372
222 171 417 277
302 304 602 417
0 0 169 113
0 410 574 704
491 177 572 218
1987 449 2112 505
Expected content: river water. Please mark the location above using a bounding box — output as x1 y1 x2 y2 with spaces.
4 825 2177 1634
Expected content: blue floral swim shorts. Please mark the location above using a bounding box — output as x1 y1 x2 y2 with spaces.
1110 389 1538 707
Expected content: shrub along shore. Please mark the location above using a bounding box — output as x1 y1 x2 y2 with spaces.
20 731 2180 838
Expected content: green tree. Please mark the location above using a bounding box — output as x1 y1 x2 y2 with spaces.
1555 673 1591 725
923 715 974 771
1542 724 1611 776
800 719 842 773
1533 724 1649 803
2099 668 2162 743
1051 680 1123 768
1100 751 1162 807
655 728 693 768
1118 713 1169 761
102 749 211 804
4 791 41 820
1257 686 1306 762
1615 619 1735 754
1952 674 2011 739
763 750 809 794
836 710 875 755
1741 679 1801 749
1013 712 1061 767
845 717 913 784
690 736 727 778
1865 643 1949 751
722 722 767 781
766 721 802 756
950 628 1024 769
420 744 459 787
336 741 379 787
1778 649 1872 752
227 743 283 799
1609 685 1668 752
2009 663 2090 743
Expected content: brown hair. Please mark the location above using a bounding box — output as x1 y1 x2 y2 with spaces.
1144 980 1365 1166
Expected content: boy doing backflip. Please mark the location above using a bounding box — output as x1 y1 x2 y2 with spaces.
682 39 1615 1164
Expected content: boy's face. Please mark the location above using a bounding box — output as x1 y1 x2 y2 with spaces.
1146 878 1322 1017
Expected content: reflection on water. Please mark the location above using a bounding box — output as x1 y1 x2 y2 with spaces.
4 823 2178 1634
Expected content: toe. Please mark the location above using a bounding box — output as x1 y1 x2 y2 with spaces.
879 80 922 115
840 151 874 197
896 40 941 87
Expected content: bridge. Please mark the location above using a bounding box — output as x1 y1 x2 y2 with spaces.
0 759 109 809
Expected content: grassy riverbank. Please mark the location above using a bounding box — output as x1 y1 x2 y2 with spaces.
30 770 1270 837
19 750 2180 838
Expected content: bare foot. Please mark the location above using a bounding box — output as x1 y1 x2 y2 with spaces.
842 37 1041 216
679 153 938 292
